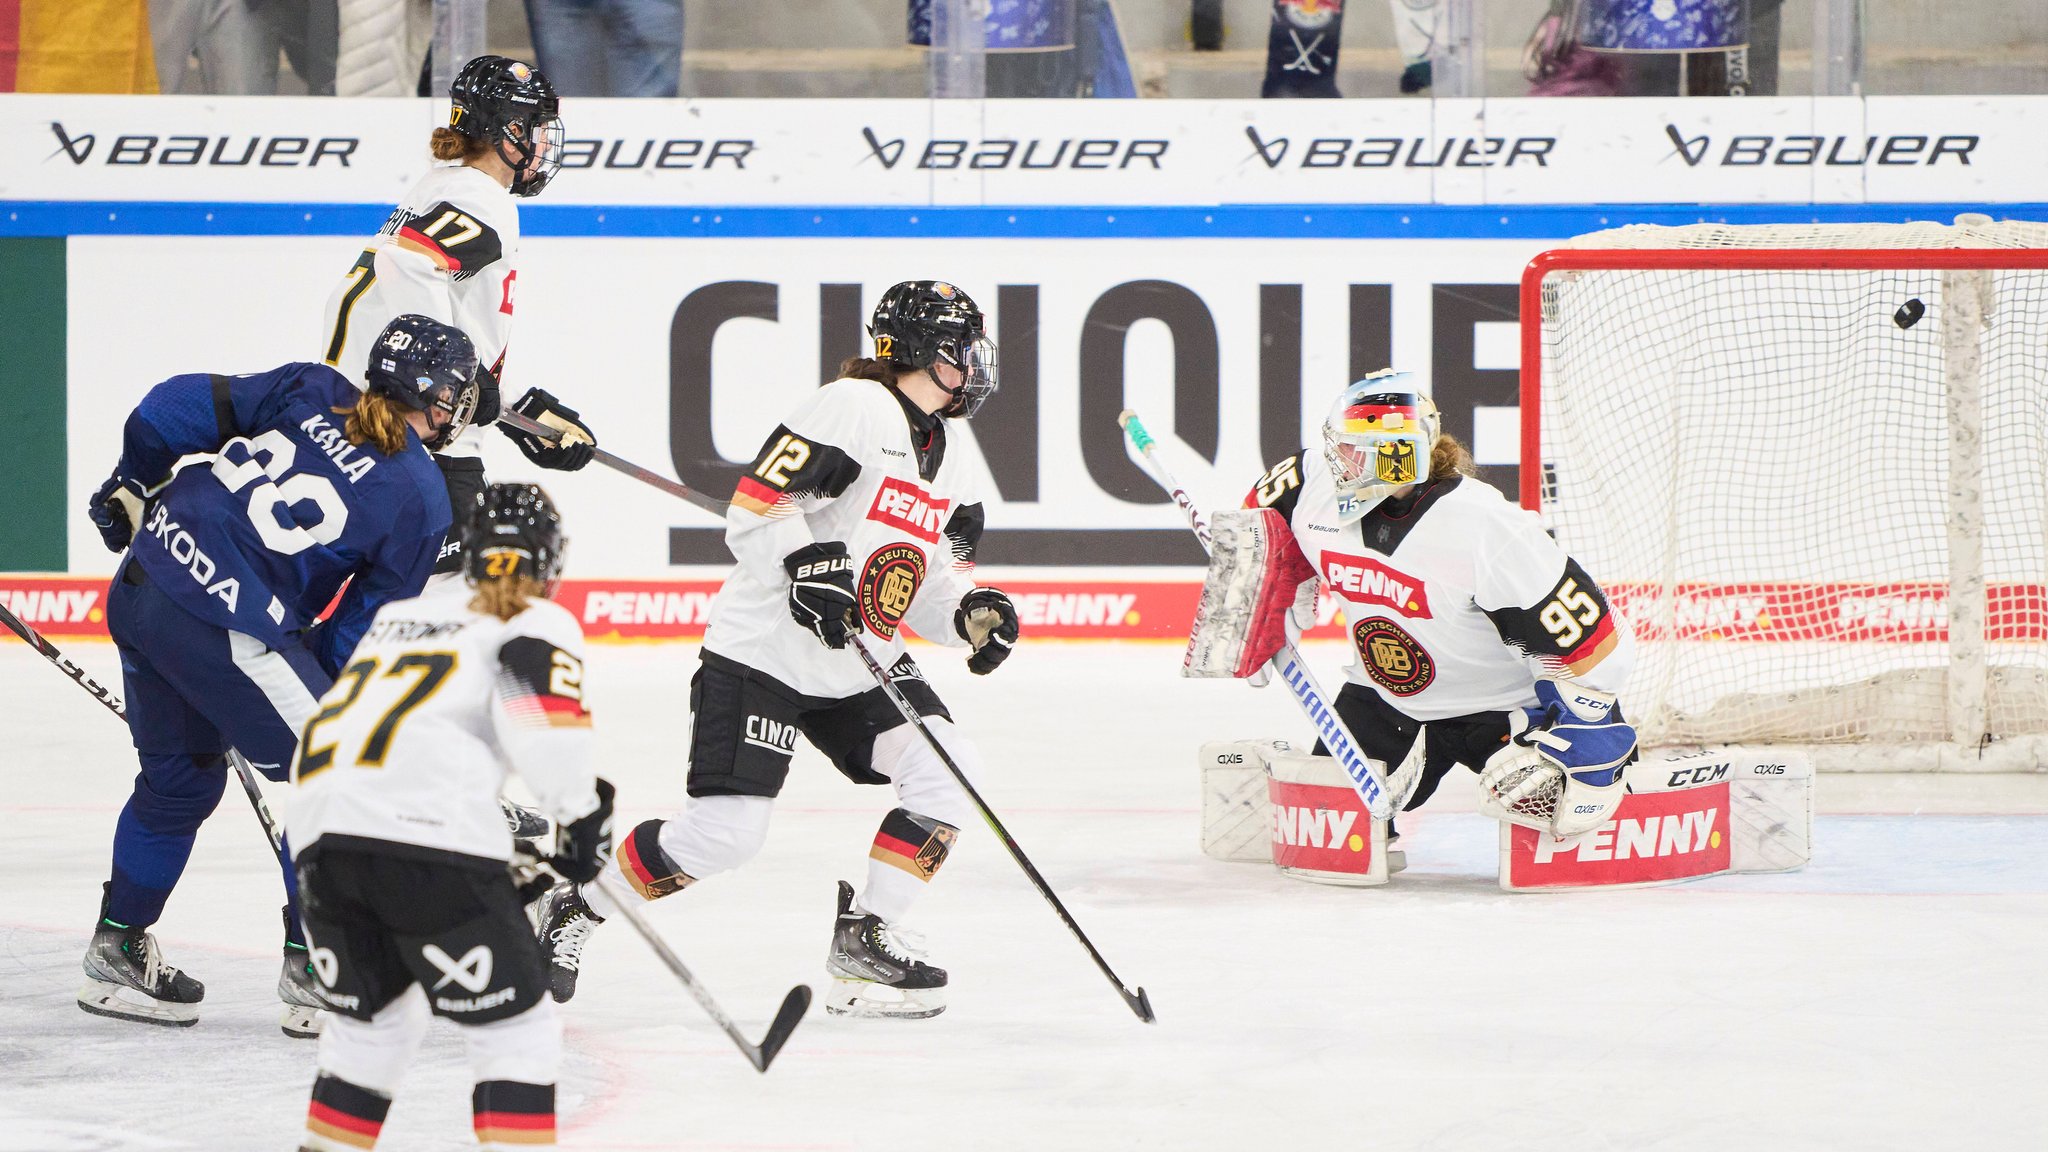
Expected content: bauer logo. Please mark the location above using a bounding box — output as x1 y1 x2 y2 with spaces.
1662 124 1978 168
1506 784 1732 889
1320 552 1432 618
555 137 755 171
46 122 360 168
1244 127 1556 170
860 127 1169 171
867 475 951 544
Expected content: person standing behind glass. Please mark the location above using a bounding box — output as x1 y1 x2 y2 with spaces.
522 0 682 97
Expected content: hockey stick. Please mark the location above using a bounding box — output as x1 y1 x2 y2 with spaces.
0 594 289 857
847 635 1157 1024
497 410 728 517
1116 409 1399 819
593 872 812 1072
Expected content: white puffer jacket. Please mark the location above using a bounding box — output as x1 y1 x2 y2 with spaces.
337 0 432 96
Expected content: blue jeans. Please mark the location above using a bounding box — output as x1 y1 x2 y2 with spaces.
523 0 683 98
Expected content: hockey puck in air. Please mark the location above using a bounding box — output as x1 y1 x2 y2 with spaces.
1894 298 1926 328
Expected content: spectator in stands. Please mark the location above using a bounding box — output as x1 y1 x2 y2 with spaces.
151 0 281 93
522 0 682 98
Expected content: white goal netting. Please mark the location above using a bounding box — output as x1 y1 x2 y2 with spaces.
1528 219 2048 771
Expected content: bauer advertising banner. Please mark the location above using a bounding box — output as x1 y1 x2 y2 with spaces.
3 95 2046 207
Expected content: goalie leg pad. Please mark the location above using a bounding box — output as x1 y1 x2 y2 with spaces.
1185 507 1319 680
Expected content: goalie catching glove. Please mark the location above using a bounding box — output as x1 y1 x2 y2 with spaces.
1479 679 1636 840
500 387 596 471
955 587 1019 675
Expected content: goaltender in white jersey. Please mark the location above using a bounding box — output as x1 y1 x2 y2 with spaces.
1201 373 1640 850
287 484 614 1152
534 281 1020 1021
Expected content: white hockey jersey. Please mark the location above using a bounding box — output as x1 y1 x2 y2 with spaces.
316 163 520 460
287 582 599 863
704 377 984 700
1248 450 1634 722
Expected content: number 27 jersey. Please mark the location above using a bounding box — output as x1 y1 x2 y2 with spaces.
286 583 600 865
1248 451 1634 721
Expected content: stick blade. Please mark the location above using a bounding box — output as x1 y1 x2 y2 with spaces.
750 984 813 1073
1127 986 1156 1024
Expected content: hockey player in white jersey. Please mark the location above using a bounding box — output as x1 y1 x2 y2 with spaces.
318 54 597 580
1210 373 1639 853
286 483 613 1151
535 281 1017 1020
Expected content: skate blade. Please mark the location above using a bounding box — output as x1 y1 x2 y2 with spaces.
77 980 198 1027
823 978 945 1020
280 1003 326 1039
1388 848 1408 874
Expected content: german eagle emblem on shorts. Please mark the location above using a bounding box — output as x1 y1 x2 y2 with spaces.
1353 618 1435 696
859 544 927 640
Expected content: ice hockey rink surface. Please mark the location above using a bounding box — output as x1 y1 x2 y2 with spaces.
3 638 2044 1151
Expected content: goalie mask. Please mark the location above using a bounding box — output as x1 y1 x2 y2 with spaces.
1321 372 1440 519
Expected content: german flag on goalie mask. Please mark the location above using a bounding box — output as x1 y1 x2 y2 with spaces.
1338 399 1422 434
870 808 959 880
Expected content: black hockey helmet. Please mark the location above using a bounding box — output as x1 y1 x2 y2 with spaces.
364 314 481 452
868 280 998 419
465 483 566 588
448 55 563 197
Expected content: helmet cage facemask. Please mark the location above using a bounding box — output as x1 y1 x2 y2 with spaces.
932 333 998 419
420 372 482 451
498 115 563 197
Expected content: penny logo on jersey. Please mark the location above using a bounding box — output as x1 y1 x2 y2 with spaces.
860 544 928 639
867 475 952 544
1353 618 1434 696
1321 551 1432 619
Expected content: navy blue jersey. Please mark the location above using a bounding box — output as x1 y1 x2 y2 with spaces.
117 363 452 675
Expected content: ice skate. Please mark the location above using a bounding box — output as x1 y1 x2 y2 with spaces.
76 892 203 1027
278 945 327 1038
824 881 946 1020
536 881 603 1003
1386 818 1407 875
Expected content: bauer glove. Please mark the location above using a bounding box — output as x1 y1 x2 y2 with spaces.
550 778 616 884
501 387 596 471
955 587 1020 675
87 472 148 553
785 541 860 649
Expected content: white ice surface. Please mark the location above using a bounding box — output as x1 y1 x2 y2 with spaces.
2 639 2045 1151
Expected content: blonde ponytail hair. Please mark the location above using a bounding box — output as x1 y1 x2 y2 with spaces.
341 393 413 456
1431 432 1478 480
470 574 547 622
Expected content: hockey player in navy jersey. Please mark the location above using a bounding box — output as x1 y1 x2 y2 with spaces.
77 314 475 1033
1213 372 1639 861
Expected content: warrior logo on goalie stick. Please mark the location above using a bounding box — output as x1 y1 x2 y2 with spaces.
1353 618 1434 696
859 545 927 640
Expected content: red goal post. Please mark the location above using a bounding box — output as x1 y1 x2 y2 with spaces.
1518 221 2048 771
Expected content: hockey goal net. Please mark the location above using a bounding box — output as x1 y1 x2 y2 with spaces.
1522 218 2048 771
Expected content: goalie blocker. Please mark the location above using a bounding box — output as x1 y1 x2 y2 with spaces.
1201 743 1811 891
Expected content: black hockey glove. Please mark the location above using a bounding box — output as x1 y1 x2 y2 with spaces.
550 777 616 884
500 387 596 472
472 361 503 428
785 541 860 649
87 472 148 553
955 587 1019 675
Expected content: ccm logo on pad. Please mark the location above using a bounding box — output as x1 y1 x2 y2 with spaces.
868 476 952 544
1321 551 1432 619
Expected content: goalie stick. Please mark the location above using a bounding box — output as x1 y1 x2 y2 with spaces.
497 410 728 517
0 596 288 861
1116 409 1400 819
593 872 812 1072
848 635 1157 1024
